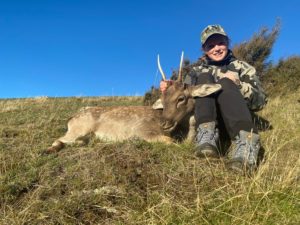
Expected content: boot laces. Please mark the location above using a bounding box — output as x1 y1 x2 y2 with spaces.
196 126 218 147
234 134 258 165
234 138 249 159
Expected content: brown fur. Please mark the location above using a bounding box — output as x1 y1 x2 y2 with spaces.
46 83 221 153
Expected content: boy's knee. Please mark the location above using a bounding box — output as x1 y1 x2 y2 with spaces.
218 78 237 90
195 72 215 85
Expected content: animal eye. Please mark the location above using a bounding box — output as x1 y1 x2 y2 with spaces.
177 96 186 103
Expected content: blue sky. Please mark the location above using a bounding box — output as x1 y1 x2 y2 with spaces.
0 0 299 98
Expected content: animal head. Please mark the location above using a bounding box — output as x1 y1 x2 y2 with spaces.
156 52 221 132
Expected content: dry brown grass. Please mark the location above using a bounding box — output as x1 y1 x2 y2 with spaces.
0 92 299 224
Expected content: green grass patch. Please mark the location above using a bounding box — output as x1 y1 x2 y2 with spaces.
0 95 299 224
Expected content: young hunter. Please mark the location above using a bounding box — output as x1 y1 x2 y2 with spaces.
160 25 267 173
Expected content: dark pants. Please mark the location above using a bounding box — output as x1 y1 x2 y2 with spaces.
194 73 257 139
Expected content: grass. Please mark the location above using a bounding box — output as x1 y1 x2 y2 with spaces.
0 93 299 225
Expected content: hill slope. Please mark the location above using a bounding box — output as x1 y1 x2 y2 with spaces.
0 94 299 225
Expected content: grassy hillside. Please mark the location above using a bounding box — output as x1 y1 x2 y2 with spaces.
0 93 299 225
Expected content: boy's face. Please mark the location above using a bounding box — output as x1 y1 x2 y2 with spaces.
203 34 229 62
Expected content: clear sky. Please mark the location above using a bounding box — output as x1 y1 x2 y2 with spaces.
0 0 299 98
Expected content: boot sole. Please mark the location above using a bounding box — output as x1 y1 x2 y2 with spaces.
195 144 220 158
226 159 256 175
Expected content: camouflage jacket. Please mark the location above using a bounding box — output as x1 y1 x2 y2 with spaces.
185 51 267 111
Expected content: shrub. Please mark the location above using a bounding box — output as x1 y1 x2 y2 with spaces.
232 20 281 76
143 86 161 106
262 56 300 96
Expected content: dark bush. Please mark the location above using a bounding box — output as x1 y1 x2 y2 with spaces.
143 86 161 106
232 20 281 76
262 56 300 96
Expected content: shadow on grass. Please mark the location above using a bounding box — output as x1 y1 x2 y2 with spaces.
252 113 273 131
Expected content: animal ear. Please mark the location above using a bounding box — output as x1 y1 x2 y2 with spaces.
152 98 164 110
191 84 222 97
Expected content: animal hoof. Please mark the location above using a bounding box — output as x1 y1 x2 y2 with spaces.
40 147 57 156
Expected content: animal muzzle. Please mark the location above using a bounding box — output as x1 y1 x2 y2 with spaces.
161 120 178 133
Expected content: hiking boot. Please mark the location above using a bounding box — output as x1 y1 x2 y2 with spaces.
194 122 219 158
227 130 260 174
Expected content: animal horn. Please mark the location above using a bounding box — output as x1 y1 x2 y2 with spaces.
157 54 167 81
177 51 184 82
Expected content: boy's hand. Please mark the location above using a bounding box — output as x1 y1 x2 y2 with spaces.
160 80 173 93
223 72 240 85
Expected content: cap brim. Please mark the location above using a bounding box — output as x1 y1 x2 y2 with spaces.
202 32 228 45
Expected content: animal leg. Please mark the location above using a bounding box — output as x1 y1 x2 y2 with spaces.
147 135 173 144
46 117 94 154
186 116 196 142
45 140 65 154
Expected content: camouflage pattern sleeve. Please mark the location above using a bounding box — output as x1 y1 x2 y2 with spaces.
184 68 201 86
238 60 268 111
183 72 192 85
